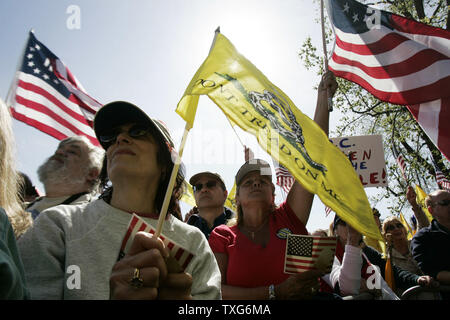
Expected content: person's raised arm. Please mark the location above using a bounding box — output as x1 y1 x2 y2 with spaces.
287 71 337 225
406 185 430 229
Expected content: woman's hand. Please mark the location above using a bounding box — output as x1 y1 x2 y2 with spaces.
274 270 323 300
110 232 169 300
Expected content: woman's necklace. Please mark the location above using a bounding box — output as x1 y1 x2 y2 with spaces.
242 219 269 240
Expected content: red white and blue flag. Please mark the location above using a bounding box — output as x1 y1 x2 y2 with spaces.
7 31 101 146
392 144 408 181
325 0 450 160
275 164 295 194
284 234 337 274
119 214 194 271
431 157 450 191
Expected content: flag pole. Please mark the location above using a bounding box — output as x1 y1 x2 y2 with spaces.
154 123 190 238
155 27 221 238
225 116 245 148
210 26 221 54
320 0 333 112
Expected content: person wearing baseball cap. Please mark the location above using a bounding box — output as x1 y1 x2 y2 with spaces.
186 171 234 239
18 101 221 300
208 71 339 300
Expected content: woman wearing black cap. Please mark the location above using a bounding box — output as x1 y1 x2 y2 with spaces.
18 101 221 300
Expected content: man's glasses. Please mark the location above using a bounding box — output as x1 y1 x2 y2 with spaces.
436 199 450 207
99 124 150 148
193 180 217 192
385 223 403 232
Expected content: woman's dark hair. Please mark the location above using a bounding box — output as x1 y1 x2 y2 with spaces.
98 124 185 216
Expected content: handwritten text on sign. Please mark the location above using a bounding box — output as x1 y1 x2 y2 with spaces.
329 135 387 188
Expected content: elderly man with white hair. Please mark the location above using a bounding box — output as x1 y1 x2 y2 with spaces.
26 136 104 219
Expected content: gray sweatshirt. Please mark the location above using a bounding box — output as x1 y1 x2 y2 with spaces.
18 198 221 300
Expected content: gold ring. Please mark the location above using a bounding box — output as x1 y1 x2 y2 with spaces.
129 268 144 288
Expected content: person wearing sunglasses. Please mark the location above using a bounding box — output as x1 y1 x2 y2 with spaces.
382 217 421 274
381 216 438 297
18 101 221 300
186 172 233 239
411 189 450 298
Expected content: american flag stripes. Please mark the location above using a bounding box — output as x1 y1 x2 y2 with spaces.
392 144 407 181
8 31 101 146
119 214 194 271
284 234 337 274
407 100 450 161
275 164 295 193
325 206 333 217
275 162 333 216
431 157 450 191
325 0 450 160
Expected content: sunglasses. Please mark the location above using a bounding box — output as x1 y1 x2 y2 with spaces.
99 124 150 148
436 199 450 207
193 180 217 192
385 223 403 232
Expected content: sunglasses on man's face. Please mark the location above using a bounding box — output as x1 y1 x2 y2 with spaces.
436 199 450 207
99 124 150 149
193 180 217 193
385 223 404 232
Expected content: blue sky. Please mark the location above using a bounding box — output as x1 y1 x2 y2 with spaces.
0 0 394 232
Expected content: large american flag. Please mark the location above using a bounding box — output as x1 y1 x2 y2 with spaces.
431 157 450 191
325 0 450 160
119 214 194 272
284 234 337 274
8 31 101 146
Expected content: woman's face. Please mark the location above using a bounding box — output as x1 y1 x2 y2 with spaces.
105 123 161 184
235 171 274 209
383 220 407 242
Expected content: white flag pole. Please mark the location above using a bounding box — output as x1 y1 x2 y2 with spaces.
154 123 190 238
154 27 221 238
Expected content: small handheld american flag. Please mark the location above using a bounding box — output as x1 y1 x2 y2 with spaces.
284 234 337 274
119 214 194 272
275 164 295 194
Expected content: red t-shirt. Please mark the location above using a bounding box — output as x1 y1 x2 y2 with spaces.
208 201 308 288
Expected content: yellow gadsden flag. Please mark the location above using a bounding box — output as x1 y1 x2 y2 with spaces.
176 31 381 241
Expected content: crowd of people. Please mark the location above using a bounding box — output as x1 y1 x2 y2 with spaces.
1 71 449 300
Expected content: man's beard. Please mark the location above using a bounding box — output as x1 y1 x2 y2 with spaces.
37 156 86 189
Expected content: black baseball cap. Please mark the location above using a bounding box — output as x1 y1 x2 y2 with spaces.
93 101 174 150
